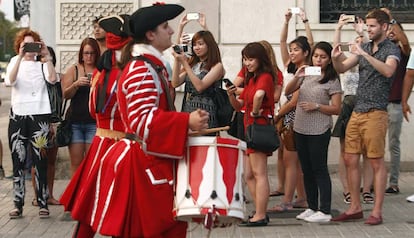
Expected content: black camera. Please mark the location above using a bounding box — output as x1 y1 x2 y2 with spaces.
173 44 189 54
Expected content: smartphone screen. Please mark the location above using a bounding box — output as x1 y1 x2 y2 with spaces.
305 66 321 76
341 44 350 51
344 15 355 23
187 12 199 20
290 7 300 14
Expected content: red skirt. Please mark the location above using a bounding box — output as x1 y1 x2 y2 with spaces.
60 136 117 223
88 139 187 237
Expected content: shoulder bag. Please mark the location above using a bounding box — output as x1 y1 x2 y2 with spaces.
246 117 279 152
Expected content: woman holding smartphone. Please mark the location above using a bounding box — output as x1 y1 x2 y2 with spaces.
61 37 100 176
227 42 275 227
285 41 342 223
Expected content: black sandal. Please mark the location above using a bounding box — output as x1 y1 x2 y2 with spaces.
343 192 351 204
362 192 374 204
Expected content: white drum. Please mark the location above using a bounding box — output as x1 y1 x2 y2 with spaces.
173 136 246 227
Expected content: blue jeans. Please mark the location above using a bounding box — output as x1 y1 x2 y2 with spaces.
387 103 403 186
71 123 96 144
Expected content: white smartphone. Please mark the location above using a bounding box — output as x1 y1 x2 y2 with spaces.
305 66 321 76
343 15 356 23
290 7 300 15
187 33 194 39
187 12 200 20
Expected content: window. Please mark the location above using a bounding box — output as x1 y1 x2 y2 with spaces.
320 0 414 23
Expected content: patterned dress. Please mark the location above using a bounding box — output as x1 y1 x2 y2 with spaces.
182 62 219 129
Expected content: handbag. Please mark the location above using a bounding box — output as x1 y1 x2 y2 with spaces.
41 65 63 123
246 117 280 152
56 103 72 147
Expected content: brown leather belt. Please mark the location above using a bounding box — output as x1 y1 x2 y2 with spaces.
96 128 126 140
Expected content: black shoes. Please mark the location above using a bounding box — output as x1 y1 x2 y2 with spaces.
239 215 269 227
385 186 400 194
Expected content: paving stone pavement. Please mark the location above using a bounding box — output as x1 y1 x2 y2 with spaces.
0 172 414 238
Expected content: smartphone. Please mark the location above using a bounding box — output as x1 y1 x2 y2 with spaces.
87 73 93 81
223 78 234 87
343 15 355 23
305 66 321 76
187 12 200 20
23 42 42 53
290 7 300 15
341 44 350 51
187 33 194 39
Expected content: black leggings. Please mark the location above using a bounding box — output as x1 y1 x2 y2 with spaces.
295 130 332 214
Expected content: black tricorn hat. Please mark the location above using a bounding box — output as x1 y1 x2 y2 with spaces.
98 14 130 37
128 3 184 39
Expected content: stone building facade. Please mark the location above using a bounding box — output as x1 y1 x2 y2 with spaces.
30 0 414 175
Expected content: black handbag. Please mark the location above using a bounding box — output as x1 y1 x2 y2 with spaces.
56 103 72 147
246 117 279 152
41 65 63 123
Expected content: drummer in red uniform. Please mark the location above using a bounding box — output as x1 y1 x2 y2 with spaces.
86 3 209 238
60 14 132 238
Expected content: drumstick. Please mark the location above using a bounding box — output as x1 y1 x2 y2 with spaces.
189 126 230 137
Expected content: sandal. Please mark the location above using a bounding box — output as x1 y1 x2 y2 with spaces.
9 208 23 219
39 208 50 219
292 198 308 208
269 190 284 197
362 192 374 204
47 198 62 205
267 202 293 212
343 192 351 204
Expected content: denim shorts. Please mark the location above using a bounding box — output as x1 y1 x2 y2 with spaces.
71 122 96 144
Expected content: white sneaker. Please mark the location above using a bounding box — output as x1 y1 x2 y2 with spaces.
304 211 332 223
407 194 414 203
296 208 316 220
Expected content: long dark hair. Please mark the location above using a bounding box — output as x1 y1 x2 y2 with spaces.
311 41 338 84
241 42 276 85
287 36 311 74
188 30 221 70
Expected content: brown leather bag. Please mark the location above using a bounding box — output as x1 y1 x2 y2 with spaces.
275 116 295 151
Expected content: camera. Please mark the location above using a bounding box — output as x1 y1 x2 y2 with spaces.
173 44 189 54
23 42 42 53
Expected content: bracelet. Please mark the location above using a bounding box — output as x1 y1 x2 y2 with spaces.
302 19 309 23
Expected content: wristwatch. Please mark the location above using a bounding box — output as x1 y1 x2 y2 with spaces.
390 19 397 25
315 103 320 111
